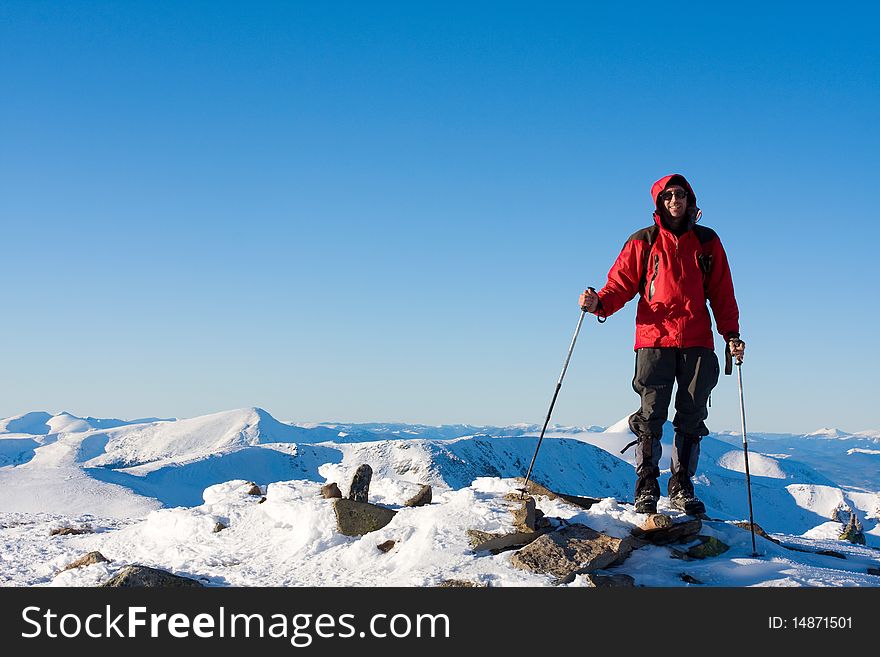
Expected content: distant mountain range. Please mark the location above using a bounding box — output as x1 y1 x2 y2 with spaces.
1 408 877 542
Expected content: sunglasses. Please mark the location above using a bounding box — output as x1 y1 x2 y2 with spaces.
660 189 687 202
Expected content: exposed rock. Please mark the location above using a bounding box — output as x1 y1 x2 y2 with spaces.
466 528 548 553
504 493 537 531
867 567 880 576
511 523 637 583
816 549 847 559
631 518 702 545
732 521 780 544
61 551 109 572
679 573 702 585
50 526 93 536
377 540 396 553
437 579 488 587
404 485 432 507
321 482 342 499
245 482 262 495
100 565 203 588
669 548 692 561
578 573 636 587
638 514 673 532
839 512 866 545
213 522 227 533
686 536 730 559
535 509 552 530
348 464 373 503
333 498 396 536
513 478 601 510
257 496 266 503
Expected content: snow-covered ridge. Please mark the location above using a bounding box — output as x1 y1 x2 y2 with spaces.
2 407 880 588
1 407 878 540
0 411 172 436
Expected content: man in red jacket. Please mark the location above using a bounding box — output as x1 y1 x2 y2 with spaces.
579 174 746 515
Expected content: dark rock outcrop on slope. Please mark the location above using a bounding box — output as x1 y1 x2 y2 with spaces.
348 464 373 503
61 551 109 572
630 518 702 546
100 565 203 588
513 478 601 510
511 523 636 584
321 482 342 499
404 485 432 507
50 526 94 536
333 498 396 536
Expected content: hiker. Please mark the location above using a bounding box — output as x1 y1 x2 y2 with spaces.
578 174 746 515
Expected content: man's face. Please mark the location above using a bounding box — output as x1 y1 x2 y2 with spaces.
660 185 688 219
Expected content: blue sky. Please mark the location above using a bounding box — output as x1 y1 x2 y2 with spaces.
2 1 877 433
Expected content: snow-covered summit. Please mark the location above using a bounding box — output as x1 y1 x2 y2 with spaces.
81 407 341 470
0 410 173 436
805 427 849 439
0 411 55 435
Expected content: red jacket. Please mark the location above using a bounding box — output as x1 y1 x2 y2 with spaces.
595 174 739 350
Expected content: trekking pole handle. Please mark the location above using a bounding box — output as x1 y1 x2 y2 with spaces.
581 286 606 323
579 286 596 312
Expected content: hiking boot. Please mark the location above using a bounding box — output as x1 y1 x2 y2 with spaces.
634 493 658 514
633 476 660 514
669 489 706 516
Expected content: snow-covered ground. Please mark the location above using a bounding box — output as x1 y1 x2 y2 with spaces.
1 408 879 587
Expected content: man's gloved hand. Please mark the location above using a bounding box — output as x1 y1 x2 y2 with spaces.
728 337 746 364
579 288 599 313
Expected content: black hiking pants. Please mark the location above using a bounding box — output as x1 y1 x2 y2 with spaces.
627 347 720 498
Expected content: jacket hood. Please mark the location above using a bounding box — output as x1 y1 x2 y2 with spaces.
651 173 700 227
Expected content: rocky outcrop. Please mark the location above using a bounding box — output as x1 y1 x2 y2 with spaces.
631 518 702 545
245 482 262 496
333 498 396 536
348 464 372 503
534 509 552 530
466 493 560 553
732 521 779 544
213 522 227 533
61 551 109 572
404 485 432 507
50 525 93 536
686 536 730 559
638 514 673 532
839 512 866 545
100 566 203 588
376 540 396 553
513 478 601 510
511 523 636 583
467 529 547 553
321 483 342 499
504 494 537 531
437 579 488 587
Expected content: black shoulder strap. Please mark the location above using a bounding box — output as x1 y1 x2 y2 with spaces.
692 224 717 246
692 225 717 294
636 225 659 293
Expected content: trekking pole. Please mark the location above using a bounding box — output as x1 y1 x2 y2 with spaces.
520 289 597 498
735 356 759 557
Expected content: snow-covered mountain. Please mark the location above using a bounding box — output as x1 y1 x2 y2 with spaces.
0 408 632 510
0 411 172 436
714 428 880 491
1 408 879 587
